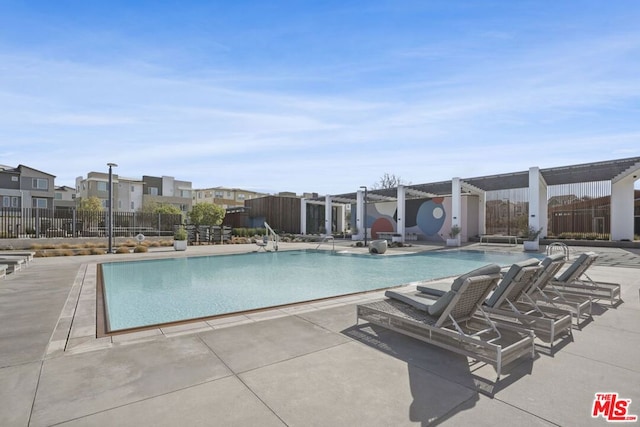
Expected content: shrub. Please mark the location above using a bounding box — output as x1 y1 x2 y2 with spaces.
133 245 148 253
90 248 105 255
174 226 188 241
115 246 130 254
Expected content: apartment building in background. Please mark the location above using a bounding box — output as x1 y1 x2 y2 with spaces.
142 175 192 215
193 186 267 209
0 164 55 210
75 173 192 215
54 185 76 210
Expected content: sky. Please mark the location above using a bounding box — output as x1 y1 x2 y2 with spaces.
1 1 639 195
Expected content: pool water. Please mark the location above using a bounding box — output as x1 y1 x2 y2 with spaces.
101 249 541 332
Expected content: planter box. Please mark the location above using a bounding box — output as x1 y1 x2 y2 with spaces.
523 240 539 251
174 240 187 251
446 238 460 247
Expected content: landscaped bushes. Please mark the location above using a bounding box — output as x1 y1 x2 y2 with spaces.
553 232 610 240
232 227 266 237
29 240 171 257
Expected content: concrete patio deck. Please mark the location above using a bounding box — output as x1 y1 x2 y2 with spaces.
0 242 638 426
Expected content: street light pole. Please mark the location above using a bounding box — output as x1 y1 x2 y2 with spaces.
360 186 368 246
107 162 118 254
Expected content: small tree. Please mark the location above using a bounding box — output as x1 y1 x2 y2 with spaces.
372 173 411 189
78 196 104 212
77 196 104 231
141 201 182 215
188 203 225 227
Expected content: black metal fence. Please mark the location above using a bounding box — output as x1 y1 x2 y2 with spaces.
0 207 182 238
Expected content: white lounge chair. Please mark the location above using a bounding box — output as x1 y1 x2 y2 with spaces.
357 264 535 380
0 257 26 274
525 253 593 329
550 252 621 306
467 258 573 350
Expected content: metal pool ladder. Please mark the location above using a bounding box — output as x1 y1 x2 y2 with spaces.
315 235 335 252
264 222 279 251
546 242 570 260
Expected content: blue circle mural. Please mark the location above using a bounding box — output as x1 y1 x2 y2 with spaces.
416 199 446 236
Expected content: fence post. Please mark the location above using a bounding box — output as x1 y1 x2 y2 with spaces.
158 213 161 237
35 208 40 238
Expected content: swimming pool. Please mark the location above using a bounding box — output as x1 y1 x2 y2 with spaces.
100 249 541 333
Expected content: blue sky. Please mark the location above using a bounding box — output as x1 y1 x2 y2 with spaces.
1 1 639 194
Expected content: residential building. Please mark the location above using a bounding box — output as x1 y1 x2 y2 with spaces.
54 185 76 210
76 173 192 215
142 175 192 215
75 172 120 210
193 186 266 209
0 164 55 210
116 177 144 212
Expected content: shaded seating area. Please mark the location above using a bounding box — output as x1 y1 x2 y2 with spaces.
357 264 536 380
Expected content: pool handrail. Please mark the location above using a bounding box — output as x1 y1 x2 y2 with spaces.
264 222 279 251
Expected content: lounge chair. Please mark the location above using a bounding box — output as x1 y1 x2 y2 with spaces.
0 251 35 265
451 258 573 349
525 254 593 329
0 264 7 279
550 252 621 306
356 264 536 380
0 257 26 274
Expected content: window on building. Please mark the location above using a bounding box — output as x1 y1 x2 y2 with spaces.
97 181 107 192
32 178 49 190
55 192 62 199
82 183 86 190
131 201 135 210
101 199 108 208
181 190 190 198
32 198 47 208
215 191 223 198
12 196 19 207
11 176 18 182
2 196 9 207
198 192 202 199
149 187 159 196
118 200 122 209
131 186 135 192
237 194 246 200
180 204 187 211
227 191 232 197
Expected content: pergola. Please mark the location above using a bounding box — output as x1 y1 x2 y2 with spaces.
301 156 640 242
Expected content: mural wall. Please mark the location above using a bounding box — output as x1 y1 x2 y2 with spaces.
352 196 477 242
